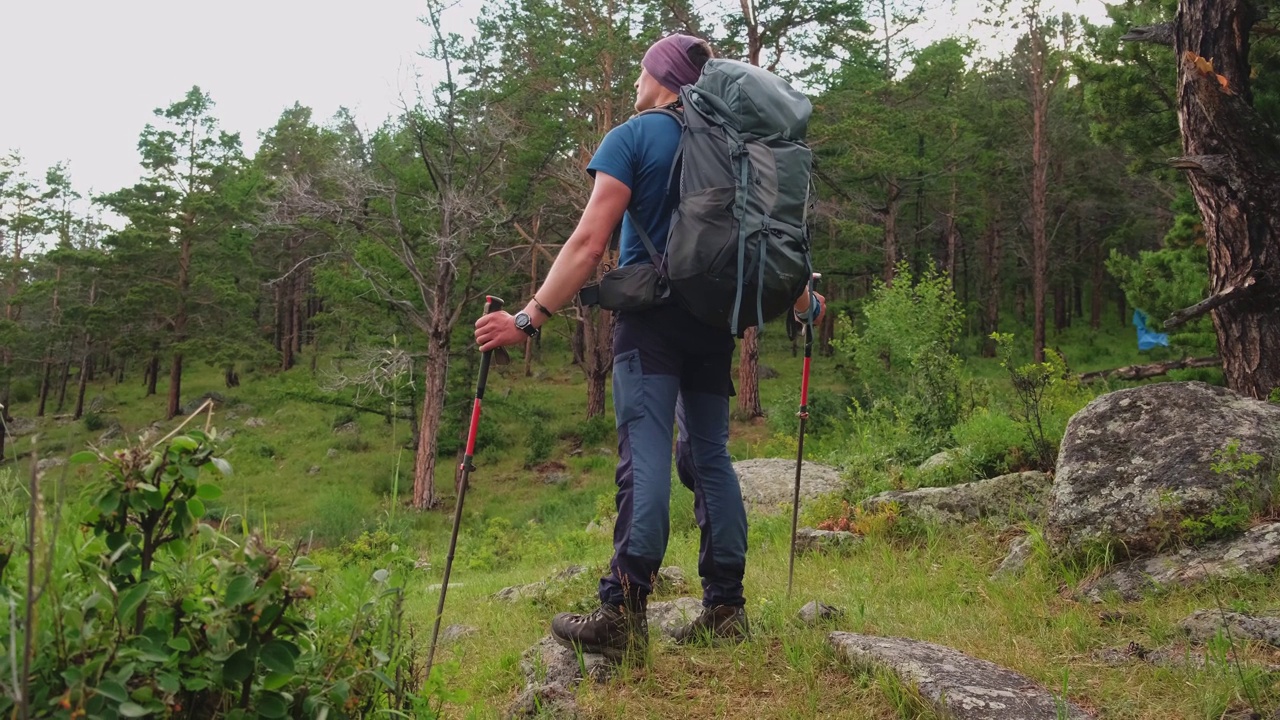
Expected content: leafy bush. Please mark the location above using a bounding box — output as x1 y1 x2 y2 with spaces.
1176 439 1274 544
833 262 963 442
0 434 450 718
9 379 35 404
992 333 1086 471
525 422 556 466
82 412 106 432
949 408 1036 479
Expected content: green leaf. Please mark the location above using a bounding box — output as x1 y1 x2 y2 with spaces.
211 457 233 476
370 669 396 690
97 489 121 514
118 702 150 717
169 436 199 453
188 497 206 518
181 463 200 481
222 648 256 684
197 482 224 499
260 640 298 675
70 450 99 464
156 672 181 694
262 672 293 691
95 680 129 702
291 557 320 572
225 575 256 606
256 692 288 718
167 636 191 652
118 582 150 623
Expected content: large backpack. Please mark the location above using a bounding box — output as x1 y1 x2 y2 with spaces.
638 59 815 335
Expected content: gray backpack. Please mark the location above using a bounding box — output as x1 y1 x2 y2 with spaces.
636 58 814 335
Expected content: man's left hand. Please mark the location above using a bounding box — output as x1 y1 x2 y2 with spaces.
475 311 528 352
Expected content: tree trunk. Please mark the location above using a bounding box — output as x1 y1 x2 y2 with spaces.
981 220 1003 357
582 303 612 419
166 353 184 420
412 339 450 510
56 359 70 413
1172 0 1280 398
1053 283 1069 332
74 355 91 420
146 355 159 397
36 359 51 417
1090 239 1106 329
882 179 902 283
571 316 585 366
737 328 762 418
943 164 960 285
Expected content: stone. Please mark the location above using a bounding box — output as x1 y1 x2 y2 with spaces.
1180 610 1280 647
757 364 780 380
98 420 124 443
8 417 37 436
439 624 478 644
1077 522 1280 602
181 392 226 415
551 565 588 582
585 519 611 536
648 597 705 638
35 457 66 476
734 458 843 513
864 471 1051 526
307 466 321 475
1048 382 1280 558
1091 642 1206 669
494 582 547 603
829 633 1094 719
333 421 359 435
505 636 608 719
798 600 844 625
244 417 267 429
654 566 687 594
88 395 108 413
917 450 956 473
992 536 1036 579
326 448 339 459
795 528 861 554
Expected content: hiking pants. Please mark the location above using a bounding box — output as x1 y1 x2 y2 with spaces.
599 305 749 609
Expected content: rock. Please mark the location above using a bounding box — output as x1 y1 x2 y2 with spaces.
307 466 321 475
758 364 780 380
1180 610 1280 647
8 417 37 436
864 471 1051 526
992 536 1036 579
585 519 611 536
1048 382 1280 558
551 565 588 582
798 600 844 625
917 450 956 473
733 458 843 513
795 528 861 554
1077 522 1280 602
244 417 267 429
98 420 124 443
829 633 1094 719
326 448 339 459
35 457 66 476
505 636 608 719
182 392 226 415
494 582 547 603
333 421 359 435
439 624 478 644
88 395 109 413
648 597 705 637
1091 642 1206 669
654 566 687 594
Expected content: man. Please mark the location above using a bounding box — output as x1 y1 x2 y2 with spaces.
474 34 825 663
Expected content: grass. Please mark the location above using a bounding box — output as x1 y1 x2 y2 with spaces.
5 320 1275 718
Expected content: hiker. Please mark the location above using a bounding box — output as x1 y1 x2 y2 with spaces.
474 34 825 662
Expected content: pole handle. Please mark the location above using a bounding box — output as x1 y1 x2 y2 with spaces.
482 296 510 366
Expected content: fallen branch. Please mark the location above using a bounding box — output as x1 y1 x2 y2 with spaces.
1165 277 1259 329
1080 356 1221 383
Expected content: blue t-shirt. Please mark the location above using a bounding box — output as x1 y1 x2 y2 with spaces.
586 111 681 267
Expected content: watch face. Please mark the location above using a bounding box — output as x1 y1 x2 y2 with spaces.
514 312 531 330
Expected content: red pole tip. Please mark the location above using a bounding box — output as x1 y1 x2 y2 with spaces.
486 295 493 303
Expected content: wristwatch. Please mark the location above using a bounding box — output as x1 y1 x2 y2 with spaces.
513 311 540 338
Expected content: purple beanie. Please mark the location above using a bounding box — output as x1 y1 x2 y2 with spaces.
642 34 705 93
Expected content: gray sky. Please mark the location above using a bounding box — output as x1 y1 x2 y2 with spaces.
1 0 1111 206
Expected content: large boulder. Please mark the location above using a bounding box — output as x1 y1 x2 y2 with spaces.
733 458 843 513
863 471 1051 526
1076 522 1280 602
829 633 1094 719
1048 382 1280 557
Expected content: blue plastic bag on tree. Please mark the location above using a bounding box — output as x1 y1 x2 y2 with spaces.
1133 309 1170 351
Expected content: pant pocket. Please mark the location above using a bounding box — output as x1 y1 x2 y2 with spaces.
612 349 645 426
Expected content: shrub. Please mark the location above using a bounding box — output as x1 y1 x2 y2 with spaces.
0 433 451 718
82 412 106 432
526 422 556 466
949 408 1035 479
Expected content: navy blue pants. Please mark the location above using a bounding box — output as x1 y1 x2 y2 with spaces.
599 305 748 609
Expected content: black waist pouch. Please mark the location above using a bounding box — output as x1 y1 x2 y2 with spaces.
580 263 671 312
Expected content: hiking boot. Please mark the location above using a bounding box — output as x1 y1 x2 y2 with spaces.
550 602 648 664
671 605 750 645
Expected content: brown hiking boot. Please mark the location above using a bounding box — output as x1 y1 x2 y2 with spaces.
550 602 648 664
671 605 750 645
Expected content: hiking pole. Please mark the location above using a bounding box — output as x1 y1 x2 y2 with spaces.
787 277 819 600
425 295 507 679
